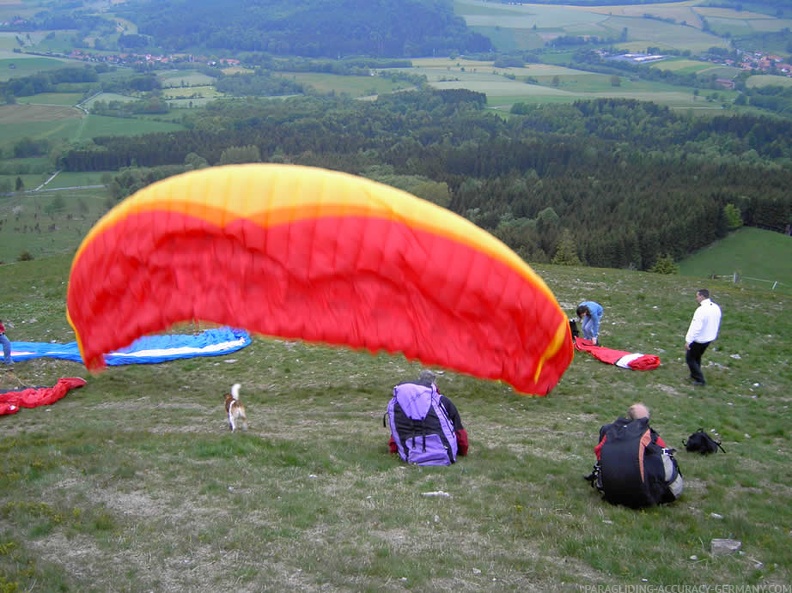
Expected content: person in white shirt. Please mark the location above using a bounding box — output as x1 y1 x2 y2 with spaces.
684 289 722 386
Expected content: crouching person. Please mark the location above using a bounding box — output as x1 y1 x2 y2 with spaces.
586 403 682 508
385 370 468 466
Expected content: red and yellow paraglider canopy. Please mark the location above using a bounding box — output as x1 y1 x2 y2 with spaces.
67 164 573 394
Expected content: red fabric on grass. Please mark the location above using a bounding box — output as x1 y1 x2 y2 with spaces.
0 377 87 415
574 337 660 371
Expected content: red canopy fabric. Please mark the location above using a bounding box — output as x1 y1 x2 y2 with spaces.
0 377 87 415
574 338 661 371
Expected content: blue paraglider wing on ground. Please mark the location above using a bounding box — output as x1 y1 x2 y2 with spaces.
9 327 251 366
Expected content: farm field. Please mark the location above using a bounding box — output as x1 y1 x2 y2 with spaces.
0 53 72 81
0 102 184 154
78 111 183 138
273 71 407 97
746 74 792 88
453 0 734 54
160 86 225 107
651 58 740 79
157 70 217 88
400 59 733 111
0 104 83 148
80 92 137 107
15 91 85 106
32 170 112 190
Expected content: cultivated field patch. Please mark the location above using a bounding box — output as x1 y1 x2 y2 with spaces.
0 103 80 124
274 72 403 97
158 69 217 88
746 74 792 88
78 114 184 138
15 91 84 106
0 55 71 80
399 59 729 111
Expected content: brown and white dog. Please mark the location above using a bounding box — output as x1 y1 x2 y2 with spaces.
224 383 248 432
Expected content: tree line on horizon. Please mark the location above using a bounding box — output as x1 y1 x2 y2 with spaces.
51 92 791 271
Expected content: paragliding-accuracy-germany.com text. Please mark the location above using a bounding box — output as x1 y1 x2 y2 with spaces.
577 585 791 593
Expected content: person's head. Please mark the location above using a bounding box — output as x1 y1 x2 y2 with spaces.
417 369 437 387
576 304 589 319
628 403 650 421
696 288 710 303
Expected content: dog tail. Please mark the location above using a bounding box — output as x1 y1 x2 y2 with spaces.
231 383 241 400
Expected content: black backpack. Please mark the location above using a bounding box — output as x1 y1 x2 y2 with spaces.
590 417 683 508
684 429 725 455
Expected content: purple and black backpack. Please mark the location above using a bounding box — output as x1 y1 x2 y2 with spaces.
386 381 458 466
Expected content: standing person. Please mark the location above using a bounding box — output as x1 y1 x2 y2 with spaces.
576 301 604 345
685 288 722 386
0 319 12 366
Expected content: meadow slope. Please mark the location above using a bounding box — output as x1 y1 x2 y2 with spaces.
1 254 790 592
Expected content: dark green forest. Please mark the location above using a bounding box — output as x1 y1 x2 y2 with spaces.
115 0 491 57
55 92 792 270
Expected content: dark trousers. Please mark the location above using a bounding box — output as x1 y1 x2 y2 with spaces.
686 341 710 384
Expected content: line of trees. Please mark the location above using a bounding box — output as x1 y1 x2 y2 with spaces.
51 89 792 269
54 92 791 270
0 66 99 100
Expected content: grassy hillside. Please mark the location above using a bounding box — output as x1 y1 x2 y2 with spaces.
1 252 790 591
0 187 112 263
679 227 792 294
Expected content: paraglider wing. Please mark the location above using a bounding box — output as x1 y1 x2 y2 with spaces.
574 337 661 371
7 328 250 365
67 164 572 394
1 377 87 416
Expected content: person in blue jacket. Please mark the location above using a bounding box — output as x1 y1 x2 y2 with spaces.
0 319 12 366
576 301 604 345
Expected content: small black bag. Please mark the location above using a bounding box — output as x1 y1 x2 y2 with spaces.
684 429 725 455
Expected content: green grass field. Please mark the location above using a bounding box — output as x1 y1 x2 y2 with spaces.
453 0 738 54
157 70 217 88
0 102 185 156
0 104 789 586
0 243 790 591
160 85 226 107
273 71 407 97
746 75 792 88
0 104 83 146
0 54 72 81
454 0 791 57
401 59 733 111
679 227 792 293
653 58 741 80
0 187 112 262
14 91 85 106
